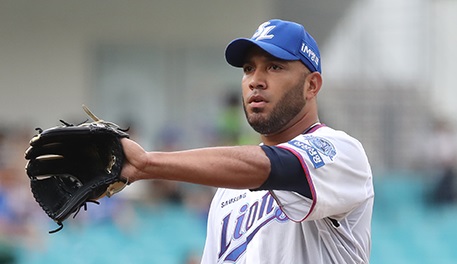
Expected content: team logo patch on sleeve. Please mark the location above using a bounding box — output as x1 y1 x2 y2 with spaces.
307 136 336 160
288 136 337 169
289 140 325 169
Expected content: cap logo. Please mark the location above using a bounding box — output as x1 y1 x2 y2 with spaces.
252 22 275 41
300 42 319 68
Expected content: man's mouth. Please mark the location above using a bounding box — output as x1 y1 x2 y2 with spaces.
248 95 268 108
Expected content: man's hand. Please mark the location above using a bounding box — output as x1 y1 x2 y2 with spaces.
121 138 150 183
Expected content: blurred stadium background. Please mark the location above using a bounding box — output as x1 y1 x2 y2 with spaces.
1 0 457 263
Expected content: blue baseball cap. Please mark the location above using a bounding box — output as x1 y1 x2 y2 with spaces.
225 19 321 73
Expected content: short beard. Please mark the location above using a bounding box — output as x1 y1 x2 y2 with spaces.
244 81 306 135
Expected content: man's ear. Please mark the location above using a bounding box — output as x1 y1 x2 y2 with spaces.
305 72 322 99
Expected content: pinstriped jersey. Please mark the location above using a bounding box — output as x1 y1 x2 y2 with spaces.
200 125 374 264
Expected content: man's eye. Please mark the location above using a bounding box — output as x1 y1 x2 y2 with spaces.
270 64 282 70
243 66 253 73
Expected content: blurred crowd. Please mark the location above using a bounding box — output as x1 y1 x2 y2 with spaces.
413 118 457 206
0 126 45 263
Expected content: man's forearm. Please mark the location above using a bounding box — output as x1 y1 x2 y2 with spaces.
144 145 271 189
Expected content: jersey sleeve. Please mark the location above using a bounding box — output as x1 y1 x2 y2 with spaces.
270 128 373 222
252 145 312 199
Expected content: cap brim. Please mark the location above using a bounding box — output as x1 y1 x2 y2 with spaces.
225 38 299 67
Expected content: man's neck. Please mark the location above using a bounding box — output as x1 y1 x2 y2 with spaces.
260 115 319 145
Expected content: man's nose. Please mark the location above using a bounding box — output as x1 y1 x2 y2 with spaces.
248 70 267 90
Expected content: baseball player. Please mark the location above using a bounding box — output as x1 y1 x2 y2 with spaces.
120 19 374 263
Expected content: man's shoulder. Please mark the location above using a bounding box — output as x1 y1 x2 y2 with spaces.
298 125 364 148
281 125 369 167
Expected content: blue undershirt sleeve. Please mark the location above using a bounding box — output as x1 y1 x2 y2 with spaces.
251 145 312 199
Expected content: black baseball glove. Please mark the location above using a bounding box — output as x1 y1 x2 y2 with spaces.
25 105 129 233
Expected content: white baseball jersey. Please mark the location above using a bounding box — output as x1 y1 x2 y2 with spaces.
200 125 374 264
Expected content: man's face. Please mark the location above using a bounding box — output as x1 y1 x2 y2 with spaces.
241 47 310 135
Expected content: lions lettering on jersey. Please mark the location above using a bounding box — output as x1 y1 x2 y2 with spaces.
218 192 287 262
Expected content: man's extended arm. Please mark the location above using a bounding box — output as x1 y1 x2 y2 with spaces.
120 138 271 189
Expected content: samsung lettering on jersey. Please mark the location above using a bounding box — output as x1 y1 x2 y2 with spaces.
221 193 247 208
300 43 319 67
